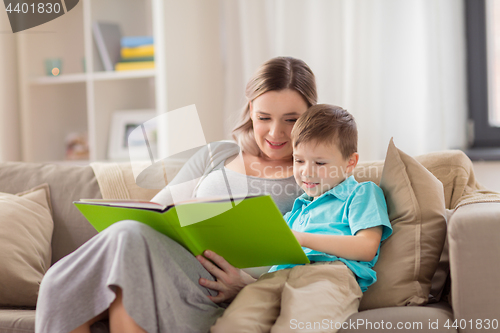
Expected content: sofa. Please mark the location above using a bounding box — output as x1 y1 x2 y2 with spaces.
0 147 499 333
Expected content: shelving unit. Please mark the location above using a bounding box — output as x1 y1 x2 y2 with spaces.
17 0 167 162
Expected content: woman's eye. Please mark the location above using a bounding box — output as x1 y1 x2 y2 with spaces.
258 117 270 121
286 118 298 123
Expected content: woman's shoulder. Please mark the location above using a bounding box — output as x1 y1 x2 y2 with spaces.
188 140 240 168
208 140 240 157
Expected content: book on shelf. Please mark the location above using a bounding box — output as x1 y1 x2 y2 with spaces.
74 195 310 269
115 61 155 71
121 45 155 59
121 36 154 48
120 56 154 63
92 21 122 72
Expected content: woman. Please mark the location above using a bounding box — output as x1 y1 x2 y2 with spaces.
35 56 317 333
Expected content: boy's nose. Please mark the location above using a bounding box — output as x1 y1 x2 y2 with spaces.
302 164 314 178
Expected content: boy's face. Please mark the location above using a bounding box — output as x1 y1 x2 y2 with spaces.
293 141 359 199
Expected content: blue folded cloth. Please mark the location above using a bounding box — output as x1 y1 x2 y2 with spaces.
121 36 154 48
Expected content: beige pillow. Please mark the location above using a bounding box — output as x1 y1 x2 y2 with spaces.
359 139 447 310
0 184 54 306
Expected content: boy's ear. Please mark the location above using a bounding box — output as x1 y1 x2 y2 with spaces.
346 152 359 174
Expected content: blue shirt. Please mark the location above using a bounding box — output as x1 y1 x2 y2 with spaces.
269 176 392 292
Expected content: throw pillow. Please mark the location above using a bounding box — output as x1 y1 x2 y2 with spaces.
428 208 454 304
359 139 447 310
0 184 54 307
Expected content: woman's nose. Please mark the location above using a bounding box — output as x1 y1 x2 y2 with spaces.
269 122 284 138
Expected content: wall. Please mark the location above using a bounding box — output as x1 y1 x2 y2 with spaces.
0 7 21 161
472 161 500 192
164 0 225 144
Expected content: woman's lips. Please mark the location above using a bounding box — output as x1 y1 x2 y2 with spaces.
265 139 287 149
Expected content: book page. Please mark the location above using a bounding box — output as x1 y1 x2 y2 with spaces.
78 199 166 210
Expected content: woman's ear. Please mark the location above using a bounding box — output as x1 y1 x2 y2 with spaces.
346 152 359 174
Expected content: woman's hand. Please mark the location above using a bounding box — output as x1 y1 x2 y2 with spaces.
196 250 256 303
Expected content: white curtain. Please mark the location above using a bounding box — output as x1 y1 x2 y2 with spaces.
0 11 21 162
220 0 468 161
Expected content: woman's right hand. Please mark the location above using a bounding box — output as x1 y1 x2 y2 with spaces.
196 250 256 303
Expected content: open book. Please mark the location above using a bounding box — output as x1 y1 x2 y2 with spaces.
74 195 309 268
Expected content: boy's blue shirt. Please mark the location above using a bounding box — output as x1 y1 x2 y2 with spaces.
269 175 392 292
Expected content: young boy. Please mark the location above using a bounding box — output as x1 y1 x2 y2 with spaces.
211 104 393 333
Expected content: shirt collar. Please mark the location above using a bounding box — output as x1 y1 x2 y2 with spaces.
296 175 358 205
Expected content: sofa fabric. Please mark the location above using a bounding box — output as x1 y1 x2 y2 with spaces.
354 148 500 305
0 184 53 307
0 162 101 265
0 149 499 333
341 302 456 333
359 139 447 310
449 202 500 333
0 309 36 333
90 161 164 200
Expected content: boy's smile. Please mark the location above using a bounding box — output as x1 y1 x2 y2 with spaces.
293 141 359 199
302 181 320 189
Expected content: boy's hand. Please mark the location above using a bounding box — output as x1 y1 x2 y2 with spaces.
292 230 305 246
292 227 384 262
196 250 256 303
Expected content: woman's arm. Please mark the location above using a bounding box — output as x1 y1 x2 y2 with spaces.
151 141 240 205
292 226 383 262
196 250 256 303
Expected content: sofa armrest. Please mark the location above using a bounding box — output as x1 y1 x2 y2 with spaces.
448 202 500 332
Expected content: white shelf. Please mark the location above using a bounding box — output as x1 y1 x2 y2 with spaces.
18 0 167 162
29 73 87 85
93 69 156 81
29 69 156 85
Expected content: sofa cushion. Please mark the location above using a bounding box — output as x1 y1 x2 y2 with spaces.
0 308 35 333
354 150 490 308
340 302 456 332
90 161 165 200
359 139 447 310
0 184 53 307
0 162 102 265
428 209 454 304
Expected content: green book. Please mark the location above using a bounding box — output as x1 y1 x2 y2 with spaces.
74 195 309 269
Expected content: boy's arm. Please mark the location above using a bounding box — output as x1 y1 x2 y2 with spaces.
292 226 383 262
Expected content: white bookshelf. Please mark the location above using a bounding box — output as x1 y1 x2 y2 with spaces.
17 0 167 162
28 69 157 85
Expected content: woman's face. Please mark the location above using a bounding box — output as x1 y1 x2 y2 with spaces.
250 89 309 161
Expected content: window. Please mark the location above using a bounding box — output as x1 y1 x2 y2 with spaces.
466 0 500 150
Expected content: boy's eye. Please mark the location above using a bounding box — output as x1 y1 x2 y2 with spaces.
316 162 326 166
294 159 303 164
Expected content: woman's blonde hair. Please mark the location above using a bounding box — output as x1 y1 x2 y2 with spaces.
231 57 318 156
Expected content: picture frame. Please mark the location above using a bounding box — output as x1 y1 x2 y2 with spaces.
108 109 157 161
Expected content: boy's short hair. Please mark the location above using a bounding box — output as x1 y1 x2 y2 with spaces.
291 104 357 160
